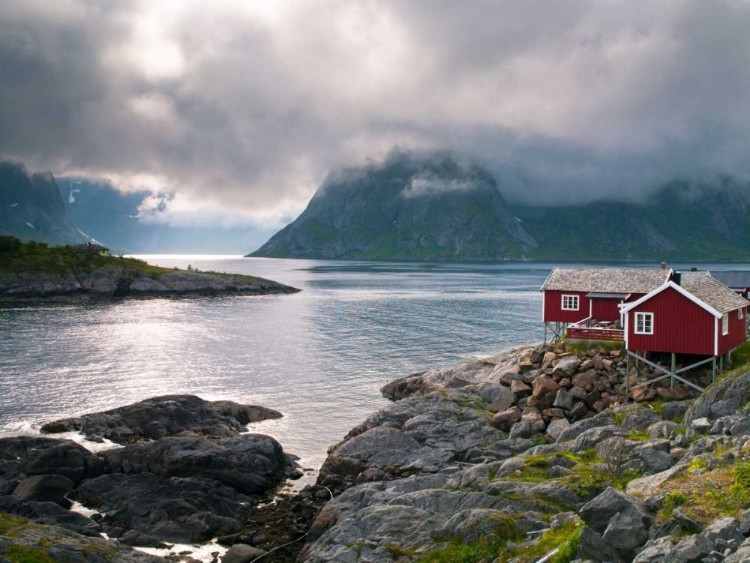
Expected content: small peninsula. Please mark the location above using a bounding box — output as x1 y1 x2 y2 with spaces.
0 236 299 300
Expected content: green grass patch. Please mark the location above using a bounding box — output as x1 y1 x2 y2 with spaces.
0 512 29 535
417 538 510 563
507 520 581 562
560 466 641 500
731 341 750 367
550 527 582 563
627 429 651 442
5 545 55 563
731 461 750 503
688 457 709 472
657 491 688 522
0 235 261 282
420 515 519 563
659 466 748 525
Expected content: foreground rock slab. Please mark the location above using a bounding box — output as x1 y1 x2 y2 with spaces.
0 512 163 563
0 395 301 550
41 394 282 444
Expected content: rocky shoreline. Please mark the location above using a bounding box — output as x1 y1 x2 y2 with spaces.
0 268 299 301
0 396 320 562
6 345 750 562
295 343 750 562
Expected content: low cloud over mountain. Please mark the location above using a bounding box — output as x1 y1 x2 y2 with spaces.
2 1 750 226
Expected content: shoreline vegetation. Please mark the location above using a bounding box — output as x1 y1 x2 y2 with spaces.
0 235 300 301
5 342 750 561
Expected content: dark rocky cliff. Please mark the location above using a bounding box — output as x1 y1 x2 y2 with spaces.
0 161 88 245
250 152 538 260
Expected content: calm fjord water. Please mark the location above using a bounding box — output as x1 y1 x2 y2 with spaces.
0 257 733 469
0 258 547 468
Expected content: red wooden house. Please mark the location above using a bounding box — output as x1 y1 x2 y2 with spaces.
541 267 750 392
621 272 748 358
540 267 671 341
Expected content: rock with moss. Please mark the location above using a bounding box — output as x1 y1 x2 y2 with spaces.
299 343 750 562
0 512 163 563
684 367 750 425
0 236 300 300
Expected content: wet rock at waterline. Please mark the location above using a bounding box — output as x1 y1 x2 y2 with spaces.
41 394 282 444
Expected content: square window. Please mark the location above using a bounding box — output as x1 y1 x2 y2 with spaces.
635 312 653 335
562 294 579 311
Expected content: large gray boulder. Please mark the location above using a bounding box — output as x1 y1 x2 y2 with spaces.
12 474 74 505
555 411 615 443
622 408 662 431
0 436 104 485
662 400 692 422
0 495 101 537
685 368 750 425
222 544 268 563
703 516 744 547
74 472 248 544
101 434 293 495
380 348 529 401
318 393 507 492
670 533 714 563
632 538 676 563
579 487 651 534
41 395 282 444
578 526 626 563
602 510 649 561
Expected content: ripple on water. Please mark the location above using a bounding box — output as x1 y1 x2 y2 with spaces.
0 257 553 471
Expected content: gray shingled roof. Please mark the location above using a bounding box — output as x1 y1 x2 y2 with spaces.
709 271 750 290
540 267 669 293
680 272 749 314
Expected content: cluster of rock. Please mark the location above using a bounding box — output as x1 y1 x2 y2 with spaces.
0 265 299 300
381 345 695 458
0 395 300 562
299 345 750 562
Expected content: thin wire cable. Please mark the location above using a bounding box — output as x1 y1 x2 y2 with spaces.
248 486 333 563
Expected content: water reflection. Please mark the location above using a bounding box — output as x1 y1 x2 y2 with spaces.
2 257 551 469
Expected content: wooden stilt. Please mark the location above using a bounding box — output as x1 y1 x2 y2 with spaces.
720 355 724 374
625 354 630 403
627 350 710 393
670 353 676 389
713 356 717 383
544 323 547 345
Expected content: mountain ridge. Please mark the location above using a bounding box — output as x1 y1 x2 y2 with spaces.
251 152 539 260
251 154 750 262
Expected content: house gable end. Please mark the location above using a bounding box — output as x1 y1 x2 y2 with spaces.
621 280 721 318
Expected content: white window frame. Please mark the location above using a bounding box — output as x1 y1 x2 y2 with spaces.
722 313 729 335
561 294 579 311
739 309 744 321
635 312 654 335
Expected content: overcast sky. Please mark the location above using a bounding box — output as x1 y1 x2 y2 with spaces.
1 0 749 228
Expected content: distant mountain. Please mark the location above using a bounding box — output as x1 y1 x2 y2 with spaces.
0 162 88 245
251 153 750 262
250 152 539 260
511 178 750 261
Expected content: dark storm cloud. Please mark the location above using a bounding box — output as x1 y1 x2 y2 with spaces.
1 0 749 224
